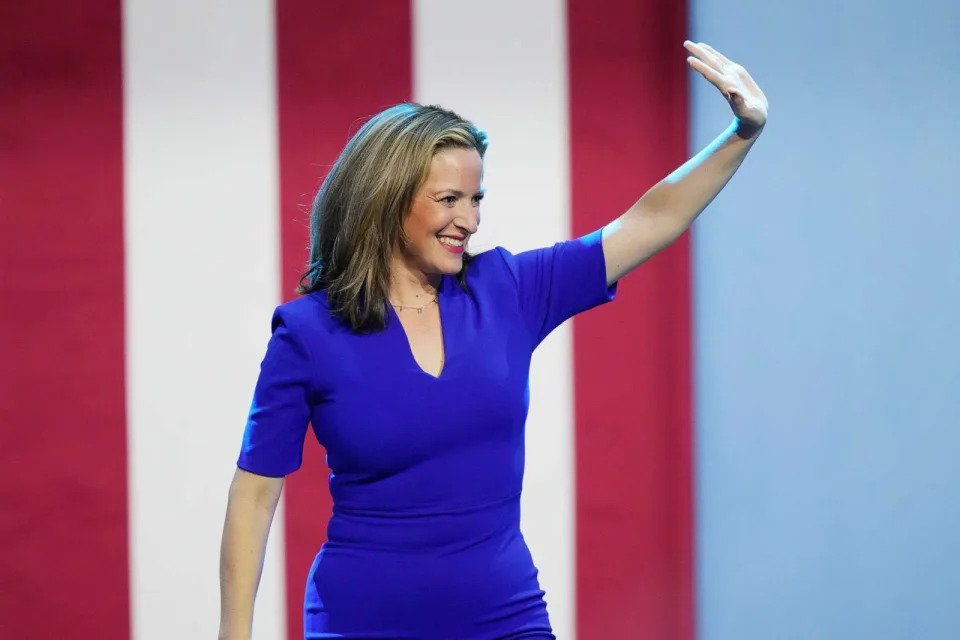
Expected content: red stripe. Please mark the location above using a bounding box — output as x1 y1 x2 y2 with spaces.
568 0 694 637
275 2 412 636
0 3 128 638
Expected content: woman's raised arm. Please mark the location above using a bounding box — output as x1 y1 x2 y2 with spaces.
602 41 769 286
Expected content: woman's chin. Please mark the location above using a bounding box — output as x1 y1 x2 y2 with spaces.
434 255 464 275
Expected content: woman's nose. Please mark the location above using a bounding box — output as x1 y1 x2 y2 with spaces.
458 207 479 234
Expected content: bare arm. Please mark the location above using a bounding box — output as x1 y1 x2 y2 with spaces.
218 467 284 640
602 41 769 285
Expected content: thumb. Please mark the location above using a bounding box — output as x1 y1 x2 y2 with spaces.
726 87 746 109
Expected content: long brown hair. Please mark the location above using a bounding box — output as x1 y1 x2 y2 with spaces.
297 103 488 333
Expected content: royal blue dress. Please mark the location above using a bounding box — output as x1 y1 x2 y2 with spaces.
237 229 617 639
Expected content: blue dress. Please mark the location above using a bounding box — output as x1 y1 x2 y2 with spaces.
238 229 617 639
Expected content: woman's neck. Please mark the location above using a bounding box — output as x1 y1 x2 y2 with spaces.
387 254 441 305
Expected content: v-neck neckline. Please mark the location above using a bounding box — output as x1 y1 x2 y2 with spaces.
389 275 449 380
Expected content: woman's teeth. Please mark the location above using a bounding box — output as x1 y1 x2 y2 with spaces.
438 237 464 247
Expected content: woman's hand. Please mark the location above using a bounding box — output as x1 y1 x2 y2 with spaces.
684 41 768 138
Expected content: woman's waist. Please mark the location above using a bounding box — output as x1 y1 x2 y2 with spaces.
325 492 521 552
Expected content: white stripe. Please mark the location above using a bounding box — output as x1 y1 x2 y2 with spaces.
413 3 575 637
123 1 285 638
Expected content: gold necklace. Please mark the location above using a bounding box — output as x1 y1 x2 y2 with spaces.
390 296 437 314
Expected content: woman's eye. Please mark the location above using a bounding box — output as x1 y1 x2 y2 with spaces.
441 196 457 205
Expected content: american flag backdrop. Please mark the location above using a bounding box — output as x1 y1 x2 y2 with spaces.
7 1 960 639
2 1 694 638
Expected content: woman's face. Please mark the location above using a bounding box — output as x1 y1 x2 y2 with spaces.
400 147 484 277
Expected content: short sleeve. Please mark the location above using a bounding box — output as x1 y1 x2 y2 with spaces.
499 228 617 346
237 307 314 477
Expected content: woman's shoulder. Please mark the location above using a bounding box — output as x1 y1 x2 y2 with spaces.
465 230 606 296
274 290 328 319
467 242 545 292
467 245 521 282
271 291 341 341
276 290 330 315
470 231 605 278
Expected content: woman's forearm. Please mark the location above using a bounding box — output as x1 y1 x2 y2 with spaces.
219 469 284 640
602 119 761 283
641 118 758 231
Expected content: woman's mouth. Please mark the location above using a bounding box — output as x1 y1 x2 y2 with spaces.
438 235 465 254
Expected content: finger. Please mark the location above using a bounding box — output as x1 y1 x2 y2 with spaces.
698 42 733 67
688 57 742 103
683 40 722 71
687 56 726 89
684 40 723 70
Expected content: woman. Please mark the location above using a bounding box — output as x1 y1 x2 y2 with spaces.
219 41 767 639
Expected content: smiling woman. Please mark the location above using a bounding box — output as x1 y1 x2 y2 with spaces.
295 105 489 333
219 103 620 639
397 147 484 293
219 54 766 636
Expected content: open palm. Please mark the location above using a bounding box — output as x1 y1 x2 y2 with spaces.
685 41 768 135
